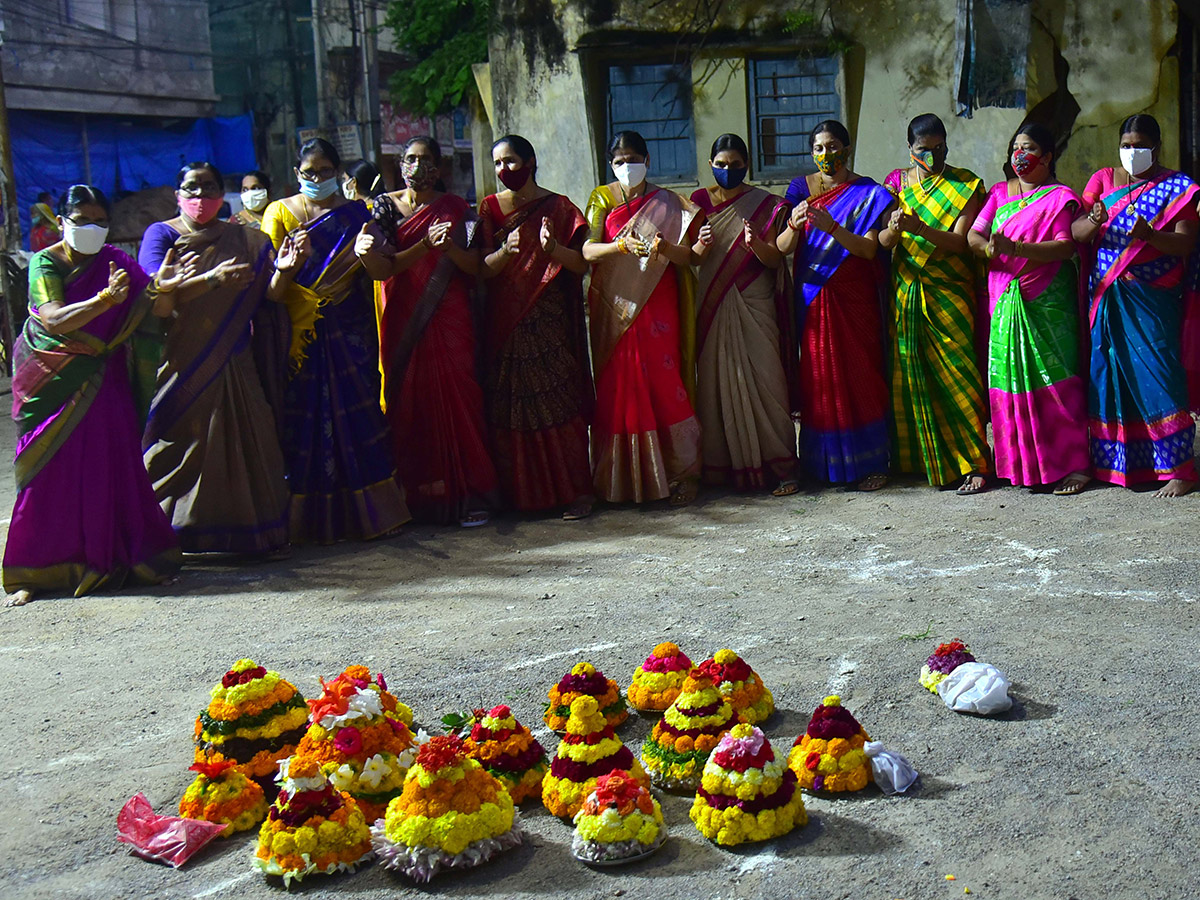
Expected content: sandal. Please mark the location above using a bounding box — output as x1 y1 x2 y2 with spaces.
1052 473 1091 496
856 473 888 492
459 510 490 527
955 473 990 495
669 482 697 507
562 499 593 521
771 479 800 497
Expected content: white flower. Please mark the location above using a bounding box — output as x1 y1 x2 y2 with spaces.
330 763 357 792
358 754 390 791
347 687 383 717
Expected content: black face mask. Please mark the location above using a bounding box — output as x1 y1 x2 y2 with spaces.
712 165 747 189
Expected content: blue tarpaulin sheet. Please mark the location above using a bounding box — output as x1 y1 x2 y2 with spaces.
11 111 256 249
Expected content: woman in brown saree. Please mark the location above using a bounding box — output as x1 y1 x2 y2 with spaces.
479 134 594 519
139 162 292 555
583 130 709 506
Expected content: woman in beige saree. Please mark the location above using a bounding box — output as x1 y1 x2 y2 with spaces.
690 134 797 494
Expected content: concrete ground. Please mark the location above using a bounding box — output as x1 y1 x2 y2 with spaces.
1 399 1198 900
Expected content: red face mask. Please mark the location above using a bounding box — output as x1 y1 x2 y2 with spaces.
1011 148 1042 179
497 166 531 191
179 196 223 224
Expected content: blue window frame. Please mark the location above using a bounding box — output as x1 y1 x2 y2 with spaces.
749 57 841 176
607 63 695 181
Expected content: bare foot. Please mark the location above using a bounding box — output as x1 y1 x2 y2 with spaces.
5 590 34 608
955 474 989 495
1153 478 1195 498
669 482 697 507
1052 472 1091 496
562 498 593 521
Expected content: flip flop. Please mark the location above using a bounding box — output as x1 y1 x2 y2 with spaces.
1052 476 1090 496
955 474 989 495
771 480 800 497
459 511 490 527
856 473 888 492
562 501 593 521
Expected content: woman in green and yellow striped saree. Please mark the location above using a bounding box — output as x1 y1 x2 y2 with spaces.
880 114 991 492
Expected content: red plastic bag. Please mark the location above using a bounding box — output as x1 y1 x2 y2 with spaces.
116 793 227 868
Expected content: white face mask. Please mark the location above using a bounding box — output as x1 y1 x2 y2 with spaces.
1120 147 1154 177
612 160 648 189
240 188 268 212
62 220 109 256
342 180 357 200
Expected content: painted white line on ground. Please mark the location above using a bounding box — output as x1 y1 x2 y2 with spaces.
192 870 254 898
504 641 620 671
827 655 857 696
48 752 100 768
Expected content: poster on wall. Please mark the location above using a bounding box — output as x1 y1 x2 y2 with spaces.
380 101 432 155
296 124 364 162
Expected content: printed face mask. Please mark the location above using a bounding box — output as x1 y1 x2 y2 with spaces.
179 196 223 223
1010 148 1042 179
1120 146 1154 177
711 165 747 190
240 188 269 212
813 146 850 177
62 220 108 255
612 161 648 189
299 177 339 201
497 166 532 191
911 146 947 174
342 180 358 200
402 159 438 192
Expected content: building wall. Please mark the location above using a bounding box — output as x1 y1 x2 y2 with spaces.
479 0 1183 213
2 0 217 117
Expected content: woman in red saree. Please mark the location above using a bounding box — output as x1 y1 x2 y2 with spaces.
357 135 498 525
479 135 594 519
583 130 708 505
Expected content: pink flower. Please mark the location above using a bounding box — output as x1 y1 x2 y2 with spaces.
333 725 363 756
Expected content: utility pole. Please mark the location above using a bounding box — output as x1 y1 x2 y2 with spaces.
0 27 24 373
359 0 381 163
311 0 327 127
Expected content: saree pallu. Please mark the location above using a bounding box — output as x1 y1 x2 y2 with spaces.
140 223 290 553
480 192 593 511
789 176 894 483
1084 168 1200 485
380 193 498 524
261 199 410 542
3 245 180 595
587 186 701 502
692 186 795 489
973 183 1088 486
884 166 990 485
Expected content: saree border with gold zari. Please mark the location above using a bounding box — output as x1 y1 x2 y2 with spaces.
885 165 990 485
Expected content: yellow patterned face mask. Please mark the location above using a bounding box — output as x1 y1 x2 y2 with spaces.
812 146 850 176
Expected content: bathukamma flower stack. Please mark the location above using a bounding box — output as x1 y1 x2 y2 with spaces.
542 695 648 819
640 669 739 790
786 695 871 793
919 639 976 693
571 769 666 863
460 704 548 803
697 649 775 724
178 759 268 836
690 724 806 846
193 659 308 789
291 665 418 822
545 661 628 732
627 642 693 712
372 734 523 882
253 756 373 886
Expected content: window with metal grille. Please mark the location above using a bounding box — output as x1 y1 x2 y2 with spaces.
750 57 841 176
607 63 696 181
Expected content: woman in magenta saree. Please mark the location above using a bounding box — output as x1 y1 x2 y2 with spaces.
968 123 1089 493
4 185 183 605
1073 114 1200 497
365 136 498 525
780 120 894 489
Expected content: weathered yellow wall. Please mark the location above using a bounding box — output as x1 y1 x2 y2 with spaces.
691 56 750 185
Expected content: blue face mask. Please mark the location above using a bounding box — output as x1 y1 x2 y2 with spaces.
712 165 747 190
299 176 339 201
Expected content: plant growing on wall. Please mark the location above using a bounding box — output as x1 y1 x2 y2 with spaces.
384 0 489 115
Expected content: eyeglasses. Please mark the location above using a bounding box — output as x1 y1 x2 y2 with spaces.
64 215 109 227
179 182 223 198
297 166 337 183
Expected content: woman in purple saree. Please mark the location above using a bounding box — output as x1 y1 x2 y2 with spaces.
4 186 187 606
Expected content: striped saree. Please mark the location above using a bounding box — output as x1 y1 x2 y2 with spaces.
884 166 990 486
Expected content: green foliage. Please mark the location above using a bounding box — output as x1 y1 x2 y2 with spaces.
385 0 489 116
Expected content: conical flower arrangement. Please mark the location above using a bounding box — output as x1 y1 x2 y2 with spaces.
178 759 269 836
291 665 418 822
461 704 549 803
627 642 693 712
571 769 666 863
542 696 649 819
697 649 775 724
919 639 976 692
690 724 806 846
545 662 628 732
193 659 308 789
372 734 524 882
786 695 871 793
253 756 374 886
640 670 740 790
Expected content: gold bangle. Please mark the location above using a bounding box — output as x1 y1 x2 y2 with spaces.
617 237 630 254
154 280 176 294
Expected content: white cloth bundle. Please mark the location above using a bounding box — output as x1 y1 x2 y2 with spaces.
935 662 1013 715
863 742 919 794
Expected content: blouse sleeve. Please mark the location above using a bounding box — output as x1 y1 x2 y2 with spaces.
584 186 614 243
137 222 179 275
261 200 296 252
784 177 808 207
971 186 1001 236
1049 195 1082 241
1081 170 1107 208
27 251 65 312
